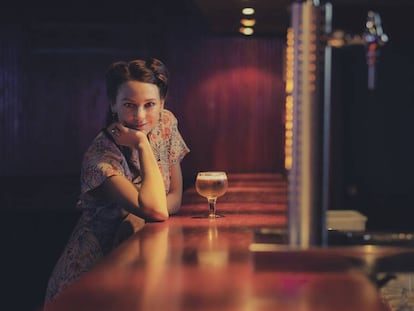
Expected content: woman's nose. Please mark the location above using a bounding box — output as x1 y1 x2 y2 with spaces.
136 107 146 119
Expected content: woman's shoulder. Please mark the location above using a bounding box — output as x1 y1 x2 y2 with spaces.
80 130 127 192
160 109 178 128
83 131 122 161
160 109 178 125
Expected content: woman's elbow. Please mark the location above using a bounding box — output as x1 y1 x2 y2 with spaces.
146 208 169 221
127 205 168 222
141 200 169 221
138 193 168 221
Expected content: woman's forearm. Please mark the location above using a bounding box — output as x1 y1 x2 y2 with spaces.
136 139 168 220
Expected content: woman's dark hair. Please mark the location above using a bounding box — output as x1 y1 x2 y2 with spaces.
105 58 169 126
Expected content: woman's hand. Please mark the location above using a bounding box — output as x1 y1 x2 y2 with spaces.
108 123 148 149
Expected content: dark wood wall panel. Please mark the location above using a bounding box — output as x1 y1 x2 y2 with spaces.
25 52 112 175
0 27 27 175
1 29 286 183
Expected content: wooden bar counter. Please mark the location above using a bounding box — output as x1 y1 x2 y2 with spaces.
43 174 391 311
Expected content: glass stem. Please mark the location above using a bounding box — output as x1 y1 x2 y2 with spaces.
208 198 217 218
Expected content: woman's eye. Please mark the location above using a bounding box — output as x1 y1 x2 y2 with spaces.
124 103 135 108
145 102 156 108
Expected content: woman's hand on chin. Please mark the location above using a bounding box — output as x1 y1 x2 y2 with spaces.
108 122 148 148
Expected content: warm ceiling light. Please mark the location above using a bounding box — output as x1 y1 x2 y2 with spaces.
240 18 256 27
242 7 255 15
239 27 254 36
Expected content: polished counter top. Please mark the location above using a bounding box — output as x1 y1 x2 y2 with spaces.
44 174 395 311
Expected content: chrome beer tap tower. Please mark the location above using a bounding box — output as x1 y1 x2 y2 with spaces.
286 0 388 247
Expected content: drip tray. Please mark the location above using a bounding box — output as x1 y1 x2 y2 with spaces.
251 228 414 273
254 228 414 247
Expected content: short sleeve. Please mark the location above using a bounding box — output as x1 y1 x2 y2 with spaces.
80 132 128 195
169 116 190 165
154 109 190 165
148 109 189 193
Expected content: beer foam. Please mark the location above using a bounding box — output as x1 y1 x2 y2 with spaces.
197 174 227 181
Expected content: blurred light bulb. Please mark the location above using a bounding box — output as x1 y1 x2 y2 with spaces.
242 7 255 15
239 27 254 36
240 18 256 27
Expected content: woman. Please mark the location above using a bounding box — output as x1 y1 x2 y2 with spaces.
44 58 190 304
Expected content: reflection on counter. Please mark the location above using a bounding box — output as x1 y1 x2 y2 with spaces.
197 222 229 268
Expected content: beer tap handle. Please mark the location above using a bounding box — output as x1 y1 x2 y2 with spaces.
364 11 389 90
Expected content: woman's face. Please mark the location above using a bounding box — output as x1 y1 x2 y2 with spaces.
112 81 164 134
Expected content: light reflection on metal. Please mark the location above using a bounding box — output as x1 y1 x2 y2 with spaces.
284 27 294 170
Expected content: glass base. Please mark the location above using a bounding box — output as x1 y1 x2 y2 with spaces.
192 214 224 219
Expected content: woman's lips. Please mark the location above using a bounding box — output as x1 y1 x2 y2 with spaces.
135 124 146 130
125 123 146 130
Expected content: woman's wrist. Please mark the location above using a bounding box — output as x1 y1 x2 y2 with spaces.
134 132 151 150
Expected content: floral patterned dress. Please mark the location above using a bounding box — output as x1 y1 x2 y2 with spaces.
44 109 189 303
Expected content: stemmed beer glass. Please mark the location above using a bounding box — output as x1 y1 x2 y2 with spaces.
195 171 228 218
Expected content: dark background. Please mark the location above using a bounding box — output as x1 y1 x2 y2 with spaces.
1 1 414 310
